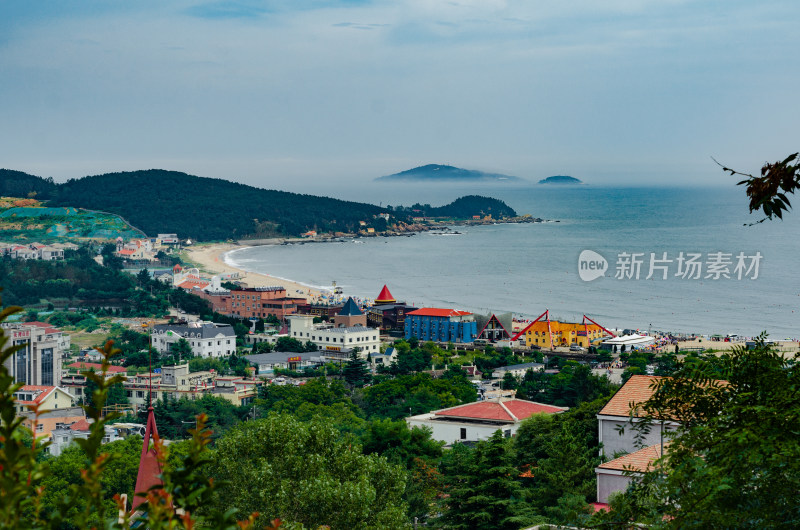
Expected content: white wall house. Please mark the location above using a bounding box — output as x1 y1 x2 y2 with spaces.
595 375 679 504
288 315 381 358
406 398 567 446
152 322 236 358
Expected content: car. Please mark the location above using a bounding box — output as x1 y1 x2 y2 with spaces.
569 344 585 352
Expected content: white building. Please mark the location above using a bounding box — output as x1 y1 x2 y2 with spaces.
244 351 325 375
595 375 678 504
287 315 381 358
600 334 656 352
406 398 567 446
492 362 545 379
152 322 236 358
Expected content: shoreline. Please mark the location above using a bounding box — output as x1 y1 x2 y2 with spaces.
184 242 325 302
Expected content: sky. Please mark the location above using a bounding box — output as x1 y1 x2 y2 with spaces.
1 0 799 190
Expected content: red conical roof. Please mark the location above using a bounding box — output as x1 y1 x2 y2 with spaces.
132 406 164 510
374 284 396 304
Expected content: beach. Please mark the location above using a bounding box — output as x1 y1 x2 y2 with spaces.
184 242 324 301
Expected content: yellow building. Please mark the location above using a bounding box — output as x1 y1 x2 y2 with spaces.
521 320 604 349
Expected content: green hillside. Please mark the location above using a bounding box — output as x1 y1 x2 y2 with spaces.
0 168 519 241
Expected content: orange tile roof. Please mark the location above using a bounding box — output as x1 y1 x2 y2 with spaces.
408 308 473 318
599 375 663 418
597 443 664 473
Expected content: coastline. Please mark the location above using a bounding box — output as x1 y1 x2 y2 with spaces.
184 242 324 301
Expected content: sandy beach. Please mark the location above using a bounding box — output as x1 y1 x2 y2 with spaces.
184 243 324 301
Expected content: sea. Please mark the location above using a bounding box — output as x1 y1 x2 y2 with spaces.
223 182 800 339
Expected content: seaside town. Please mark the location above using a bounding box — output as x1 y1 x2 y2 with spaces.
3 1 799 526
2 224 798 528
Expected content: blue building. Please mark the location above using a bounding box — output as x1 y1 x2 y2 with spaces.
404 308 478 343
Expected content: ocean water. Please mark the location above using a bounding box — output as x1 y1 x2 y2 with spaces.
225 184 800 338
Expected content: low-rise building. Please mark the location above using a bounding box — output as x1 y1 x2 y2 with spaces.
13 385 76 414
152 322 236 358
245 351 325 375
518 319 605 349
406 398 567 445
288 315 381 358
595 444 664 503
404 308 477 343
493 362 545 379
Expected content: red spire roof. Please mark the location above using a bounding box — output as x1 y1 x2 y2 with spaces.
374 284 396 304
132 407 163 510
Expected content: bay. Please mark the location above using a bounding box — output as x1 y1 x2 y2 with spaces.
226 183 799 338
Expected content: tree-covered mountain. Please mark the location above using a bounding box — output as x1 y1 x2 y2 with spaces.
538 175 582 184
377 164 524 182
0 169 57 197
393 195 517 219
0 169 519 240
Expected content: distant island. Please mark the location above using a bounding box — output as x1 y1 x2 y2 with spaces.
538 175 582 185
377 164 524 183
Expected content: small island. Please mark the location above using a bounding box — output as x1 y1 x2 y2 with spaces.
377 164 524 183
538 175 582 185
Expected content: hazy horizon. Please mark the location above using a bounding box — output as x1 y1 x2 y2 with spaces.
2 1 798 188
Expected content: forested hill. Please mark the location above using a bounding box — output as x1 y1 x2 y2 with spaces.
0 169 519 240
46 170 389 241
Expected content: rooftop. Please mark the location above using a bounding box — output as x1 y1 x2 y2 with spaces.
598 375 662 418
597 443 664 473
433 399 567 422
408 308 473 318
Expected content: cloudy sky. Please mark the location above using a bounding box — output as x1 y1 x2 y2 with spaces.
1 0 798 188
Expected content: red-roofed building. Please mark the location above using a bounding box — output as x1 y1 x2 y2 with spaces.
406 398 567 445
405 308 478 343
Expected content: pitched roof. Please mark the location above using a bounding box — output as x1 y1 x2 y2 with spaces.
374 284 396 304
15 386 56 405
408 308 473 318
599 375 663 418
69 419 92 431
434 399 567 422
597 443 664 473
68 362 127 374
338 297 363 316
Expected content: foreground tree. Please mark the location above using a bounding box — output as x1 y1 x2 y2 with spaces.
592 337 800 528
436 432 540 529
209 413 408 529
720 152 800 222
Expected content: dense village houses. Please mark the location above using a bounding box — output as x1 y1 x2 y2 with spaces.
61 362 128 402
404 307 478 343
1 321 69 386
0 242 65 260
406 398 567 445
288 313 381 358
151 322 236 358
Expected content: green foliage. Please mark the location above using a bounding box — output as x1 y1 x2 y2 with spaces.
209 413 409 528
143 394 250 440
358 371 476 420
436 432 537 529
343 350 372 388
514 362 617 407
593 337 800 528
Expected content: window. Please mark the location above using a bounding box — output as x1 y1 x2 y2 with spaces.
36 424 43 432
504 429 512 438
460 428 467 440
